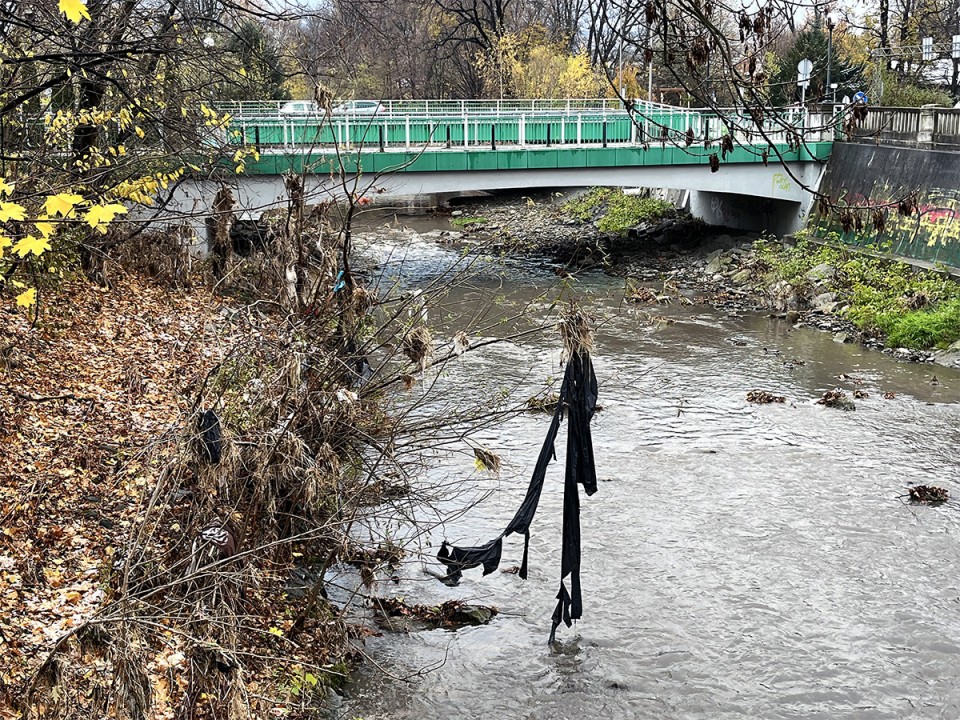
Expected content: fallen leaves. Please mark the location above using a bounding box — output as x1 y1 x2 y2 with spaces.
746 390 785 404
0 274 237 698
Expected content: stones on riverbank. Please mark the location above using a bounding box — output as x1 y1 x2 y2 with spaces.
933 339 960 368
883 346 937 363
625 285 671 304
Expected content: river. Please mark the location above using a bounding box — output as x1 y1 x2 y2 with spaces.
339 216 960 719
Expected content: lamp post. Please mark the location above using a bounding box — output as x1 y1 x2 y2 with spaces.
826 13 836 102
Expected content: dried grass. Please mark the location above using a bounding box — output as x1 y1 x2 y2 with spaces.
403 325 434 370
559 305 593 359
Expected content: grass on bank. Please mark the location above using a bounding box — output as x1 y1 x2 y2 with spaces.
754 233 960 350
561 188 675 233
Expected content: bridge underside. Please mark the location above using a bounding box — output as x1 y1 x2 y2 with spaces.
158 148 827 244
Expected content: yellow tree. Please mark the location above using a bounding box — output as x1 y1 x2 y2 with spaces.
1 0 261 307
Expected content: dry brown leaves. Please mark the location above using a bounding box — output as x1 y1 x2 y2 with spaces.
746 390 786 404
0 275 239 704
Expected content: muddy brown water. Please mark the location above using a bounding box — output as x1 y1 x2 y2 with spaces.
339 222 960 720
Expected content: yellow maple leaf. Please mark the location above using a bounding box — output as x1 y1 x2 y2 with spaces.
45 193 84 217
35 221 54 238
0 178 14 197
16 287 36 307
58 0 91 23
85 203 127 234
13 235 51 257
0 202 26 223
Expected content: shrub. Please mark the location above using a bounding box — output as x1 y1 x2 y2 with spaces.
561 188 675 233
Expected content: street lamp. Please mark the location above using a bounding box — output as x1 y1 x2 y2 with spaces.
826 13 836 102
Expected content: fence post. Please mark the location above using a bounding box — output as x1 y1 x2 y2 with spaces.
546 123 552 147
405 117 410 149
464 116 469 148
602 122 607 148
491 124 496 151
379 126 385 152
254 126 260 151
919 104 936 146
446 125 451 149
520 115 526 146
577 114 582 145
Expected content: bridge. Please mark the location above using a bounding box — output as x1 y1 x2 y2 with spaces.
163 99 835 239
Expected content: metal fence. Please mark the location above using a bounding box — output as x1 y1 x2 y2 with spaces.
212 98 650 119
223 105 825 152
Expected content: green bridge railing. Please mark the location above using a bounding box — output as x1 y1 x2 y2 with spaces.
215 102 831 156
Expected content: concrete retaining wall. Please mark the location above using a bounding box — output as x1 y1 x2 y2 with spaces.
812 142 960 268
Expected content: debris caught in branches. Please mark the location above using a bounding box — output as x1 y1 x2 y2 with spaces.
436 307 600 643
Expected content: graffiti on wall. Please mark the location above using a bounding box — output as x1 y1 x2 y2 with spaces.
814 144 960 268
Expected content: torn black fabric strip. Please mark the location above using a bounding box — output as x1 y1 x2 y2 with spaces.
503 381 567 577
437 537 503 585
436 350 599 643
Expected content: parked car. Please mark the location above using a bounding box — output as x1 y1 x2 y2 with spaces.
332 100 385 115
279 100 320 115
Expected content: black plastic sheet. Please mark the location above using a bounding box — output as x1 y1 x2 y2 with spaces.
436 350 598 642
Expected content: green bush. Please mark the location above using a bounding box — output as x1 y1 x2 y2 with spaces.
561 187 613 222
754 237 960 349
561 188 674 233
880 69 954 107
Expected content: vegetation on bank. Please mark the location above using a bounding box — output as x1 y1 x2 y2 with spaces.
754 234 960 349
561 188 676 234
2 187 510 717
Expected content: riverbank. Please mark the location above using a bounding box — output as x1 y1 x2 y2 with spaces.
1 203 460 717
438 190 960 369
0 273 373 715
